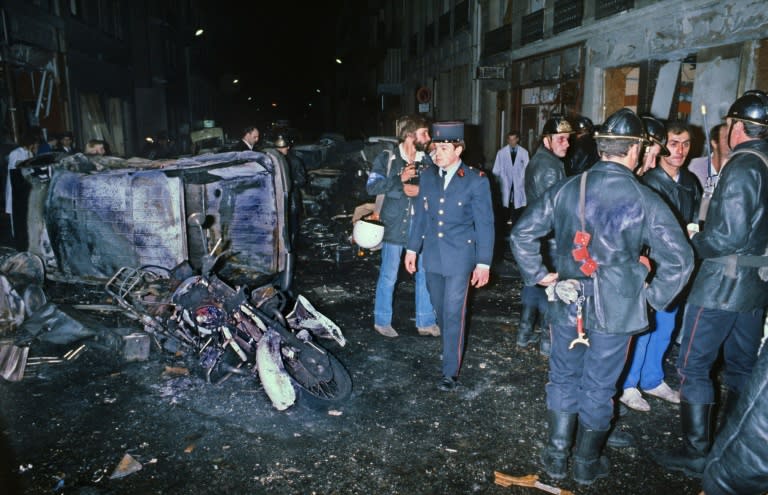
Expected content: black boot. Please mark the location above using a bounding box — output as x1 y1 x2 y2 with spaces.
572 425 610 485
652 402 713 478
719 390 740 432
605 426 635 448
516 305 539 347
540 410 577 480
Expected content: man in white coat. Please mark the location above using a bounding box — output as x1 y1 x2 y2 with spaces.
492 130 529 227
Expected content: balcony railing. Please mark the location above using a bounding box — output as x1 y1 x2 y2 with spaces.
521 9 544 45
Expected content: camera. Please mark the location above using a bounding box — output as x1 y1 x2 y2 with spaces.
404 162 421 186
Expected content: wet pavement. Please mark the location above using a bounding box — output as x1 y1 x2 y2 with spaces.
1 150 705 494
0 243 705 494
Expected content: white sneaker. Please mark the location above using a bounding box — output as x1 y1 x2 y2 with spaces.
644 382 681 404
620 387 651 412
374 324 398 338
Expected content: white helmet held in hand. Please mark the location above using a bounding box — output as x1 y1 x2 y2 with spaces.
353 218 384 249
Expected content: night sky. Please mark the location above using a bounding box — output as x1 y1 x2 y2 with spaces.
205 1 345 132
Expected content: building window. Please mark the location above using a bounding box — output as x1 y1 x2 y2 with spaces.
553 0 583 34
595 0 634 20
521 9 544 45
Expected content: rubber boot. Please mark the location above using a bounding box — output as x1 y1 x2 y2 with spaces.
516 305 539 347
605 426 635 448
540 410 577 480
718 390 740 433
652 402 713 478
572 425 610 485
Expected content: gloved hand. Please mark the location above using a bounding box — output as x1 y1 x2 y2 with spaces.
545 279 581 304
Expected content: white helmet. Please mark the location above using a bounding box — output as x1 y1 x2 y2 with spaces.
353 218 384 249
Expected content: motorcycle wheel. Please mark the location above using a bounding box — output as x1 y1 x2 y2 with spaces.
282 343 352 404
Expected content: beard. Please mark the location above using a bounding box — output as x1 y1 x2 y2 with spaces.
414 140 429 152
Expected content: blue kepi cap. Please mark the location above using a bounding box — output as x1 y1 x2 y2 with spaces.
432 121 464 142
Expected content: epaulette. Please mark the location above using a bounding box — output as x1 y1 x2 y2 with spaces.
467 166 485 177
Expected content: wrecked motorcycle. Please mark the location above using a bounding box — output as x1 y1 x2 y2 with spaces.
105 214 351 411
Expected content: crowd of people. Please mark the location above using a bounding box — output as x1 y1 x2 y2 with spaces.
367 90 768 493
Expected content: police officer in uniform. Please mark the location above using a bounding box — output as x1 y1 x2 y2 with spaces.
511 108 694 485
517 114 574 355
653 90 768 477
405 121 494 391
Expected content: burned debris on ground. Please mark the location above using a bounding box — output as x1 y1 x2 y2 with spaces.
0 142 703 494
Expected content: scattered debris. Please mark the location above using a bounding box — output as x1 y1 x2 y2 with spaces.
162 366 190 377
0 343 28 381
494 472 574 495
122 333 150 362
110 453 143 479
63 344 86 360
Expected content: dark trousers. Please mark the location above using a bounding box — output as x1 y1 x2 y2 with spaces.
547 324 632 430
426 271 470 379
521 284 549 313
677 304 765 404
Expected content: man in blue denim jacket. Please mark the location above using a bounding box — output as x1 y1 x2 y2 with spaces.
367 114 439 339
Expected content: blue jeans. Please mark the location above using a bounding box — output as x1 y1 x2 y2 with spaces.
374 242 436 328
623 307 678 390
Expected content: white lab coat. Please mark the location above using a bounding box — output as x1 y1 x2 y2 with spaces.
492 144 529 209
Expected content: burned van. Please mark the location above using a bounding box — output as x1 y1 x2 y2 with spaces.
21 150 294 290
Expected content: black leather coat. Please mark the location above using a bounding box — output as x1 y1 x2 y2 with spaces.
702 345 768 495
511 161 695 334
524 145 566 204
641 165 702 226
687 138 768 312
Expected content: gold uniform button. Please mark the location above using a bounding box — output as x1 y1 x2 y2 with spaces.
438 232 444 238
438 221 444 226
438 209 444 215
439 198 445 203
458 201 463 206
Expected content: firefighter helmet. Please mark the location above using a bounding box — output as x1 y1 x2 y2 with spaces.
542 114 574 135
594 108 645 141
726 90 768 126
641 115 670 157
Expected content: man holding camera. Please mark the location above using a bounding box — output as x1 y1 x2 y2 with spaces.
367 114 439 338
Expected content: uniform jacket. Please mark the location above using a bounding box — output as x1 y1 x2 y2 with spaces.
492 144 529 208
641 165 702 226
702 345 768 495
687 139 768 312
407 161 495 276
366 145 427 245
525 144 566 205
511 160 694 334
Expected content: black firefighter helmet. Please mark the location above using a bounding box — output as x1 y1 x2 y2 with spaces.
727 90 768 126
573 115 595 134
594 108 645 141
641 115 670 157
542 114 574 135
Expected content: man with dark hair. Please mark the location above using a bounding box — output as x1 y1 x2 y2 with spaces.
235 126 260 151
405 121 494 391
517 114 573 355
367 114 438 339
620 118 701 412
512 108 694 485
689 123 730 190
654 90 768 478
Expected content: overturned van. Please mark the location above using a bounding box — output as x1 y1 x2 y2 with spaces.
21 150 294 290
